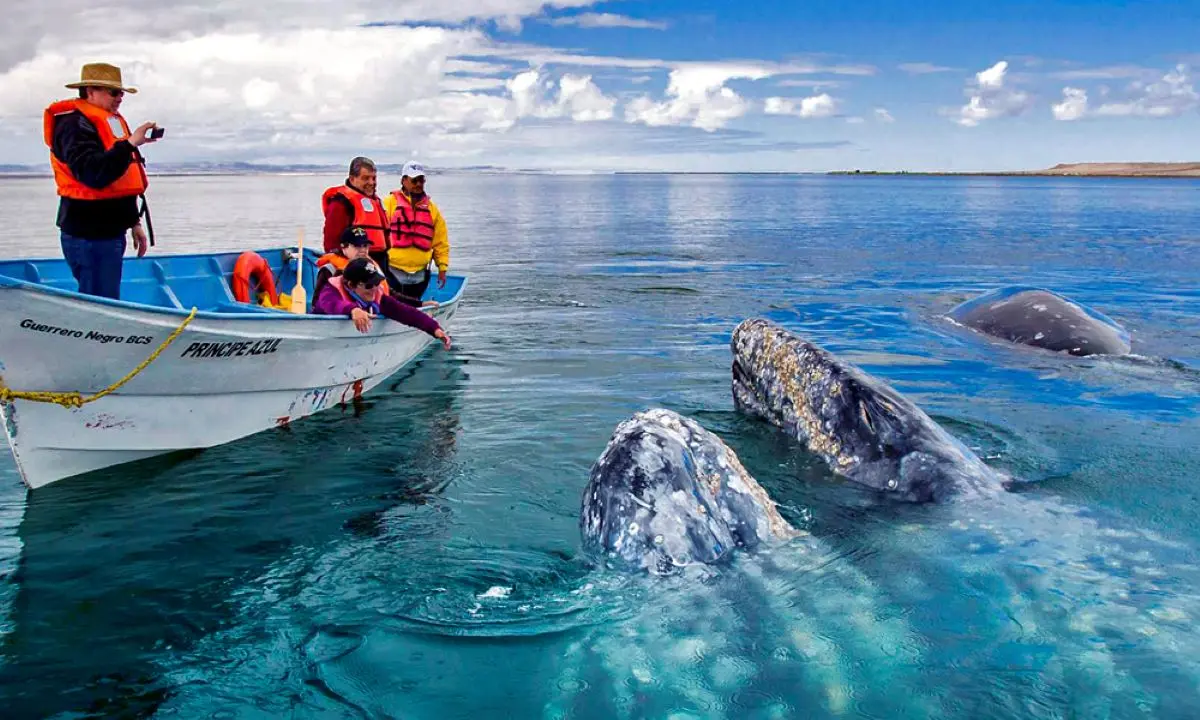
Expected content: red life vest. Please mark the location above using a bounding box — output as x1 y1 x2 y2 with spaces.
328 274 385 308
43 98 149 200
389 191 435 251
322 185 389 252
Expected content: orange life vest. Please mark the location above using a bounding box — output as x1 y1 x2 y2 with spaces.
328 274 384 309
322 185 389 252
389 191 435 251
316 253 389 295
43 98 149 201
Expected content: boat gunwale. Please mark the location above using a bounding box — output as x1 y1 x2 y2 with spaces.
0 246 468 324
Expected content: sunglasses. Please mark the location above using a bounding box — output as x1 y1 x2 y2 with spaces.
105 88 124 98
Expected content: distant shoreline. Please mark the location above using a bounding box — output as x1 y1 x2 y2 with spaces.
2 162 1198 179
828 162 1200 178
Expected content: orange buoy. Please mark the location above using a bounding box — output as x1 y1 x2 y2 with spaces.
231 251 280 306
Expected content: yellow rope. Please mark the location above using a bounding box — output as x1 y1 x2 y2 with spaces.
0 307 199 409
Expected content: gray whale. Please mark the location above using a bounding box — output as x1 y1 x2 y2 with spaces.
947 286 1131 356
579 408 801 574
731 318 1008 503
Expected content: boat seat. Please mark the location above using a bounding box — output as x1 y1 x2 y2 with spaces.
121 261 183 309
22 260 77 292
145 257 238 312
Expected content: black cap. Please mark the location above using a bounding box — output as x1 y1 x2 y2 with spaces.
340 226 372 247
343 257 386 287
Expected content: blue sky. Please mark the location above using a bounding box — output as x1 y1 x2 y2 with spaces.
0 0 1196 171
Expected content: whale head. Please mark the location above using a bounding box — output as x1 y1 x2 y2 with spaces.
731 318 1007 503
580 408 801 575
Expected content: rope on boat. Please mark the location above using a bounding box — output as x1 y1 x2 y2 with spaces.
0 307 198 409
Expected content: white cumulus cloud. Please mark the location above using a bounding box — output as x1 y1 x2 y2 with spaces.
507 68 615 121
1050 64 1198 121
1052 87 1089 121
763 93 839 119
625 65 772 131
952 60 1032 127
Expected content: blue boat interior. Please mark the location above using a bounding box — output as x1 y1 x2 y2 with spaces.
0 248 465 317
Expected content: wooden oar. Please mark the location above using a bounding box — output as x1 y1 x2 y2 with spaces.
289 227 307 314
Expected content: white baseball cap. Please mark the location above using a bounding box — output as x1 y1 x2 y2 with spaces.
401 161 427 179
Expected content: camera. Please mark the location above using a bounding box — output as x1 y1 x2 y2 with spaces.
149 127 165 140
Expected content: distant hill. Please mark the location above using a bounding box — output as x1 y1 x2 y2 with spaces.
1036 162 1200 177
831 162 1200 178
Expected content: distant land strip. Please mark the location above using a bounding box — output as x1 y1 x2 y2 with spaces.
828 162 1200 178
1 162 1199 178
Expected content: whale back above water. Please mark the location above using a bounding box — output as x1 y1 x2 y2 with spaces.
580 408 800 574
731 318 1008 503
947 286 1131 356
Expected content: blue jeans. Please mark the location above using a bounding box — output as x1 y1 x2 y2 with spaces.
60 232 127 299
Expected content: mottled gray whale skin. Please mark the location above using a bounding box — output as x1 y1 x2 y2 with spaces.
947 286 1131 356
731 318 1008 503
580 408 801 575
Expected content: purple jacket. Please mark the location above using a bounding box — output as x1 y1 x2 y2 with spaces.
313 283 442 337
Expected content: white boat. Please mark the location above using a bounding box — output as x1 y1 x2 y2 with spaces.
0 246 466 490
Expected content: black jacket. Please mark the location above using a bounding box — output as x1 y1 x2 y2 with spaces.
50 110 142 239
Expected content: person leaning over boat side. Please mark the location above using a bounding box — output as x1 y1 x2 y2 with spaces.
44 63 160 300
315 226 385 300
322 156 390 273
316 227 440 309
382 161 450 304
313 257 452 349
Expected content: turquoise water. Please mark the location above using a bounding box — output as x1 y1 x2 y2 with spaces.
1 173 1199 718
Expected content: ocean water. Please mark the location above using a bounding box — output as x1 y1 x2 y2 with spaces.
0 172 1199 718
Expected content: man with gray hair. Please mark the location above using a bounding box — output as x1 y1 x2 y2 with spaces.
322 156 389 259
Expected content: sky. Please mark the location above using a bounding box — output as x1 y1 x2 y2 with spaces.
1 0 1197 172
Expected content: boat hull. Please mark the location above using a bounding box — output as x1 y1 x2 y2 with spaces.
0 277 462 489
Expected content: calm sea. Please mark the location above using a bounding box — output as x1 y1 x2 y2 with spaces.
1 173 1199 718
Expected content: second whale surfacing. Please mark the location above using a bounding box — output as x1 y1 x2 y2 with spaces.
947 286 1132 357
731 317 1009 503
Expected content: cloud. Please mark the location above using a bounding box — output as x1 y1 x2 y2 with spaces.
764 93 839 119
0 0 608 72
1049 64 1155 81
1094 64 1198 117
951 60 1032 127
0 23 624 164
507 68 616 121
777 79 842 89
874 108 895 123
624 65 771 131
1050 65 1198 121
0 0 877 168
1052 87 1089 121
544 12 669 30
899 62 955 75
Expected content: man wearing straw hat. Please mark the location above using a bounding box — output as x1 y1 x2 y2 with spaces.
44 62 161 299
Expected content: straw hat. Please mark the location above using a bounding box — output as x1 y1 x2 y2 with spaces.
65 63 138 94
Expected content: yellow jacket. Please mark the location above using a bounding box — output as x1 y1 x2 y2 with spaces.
383 190 450 275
